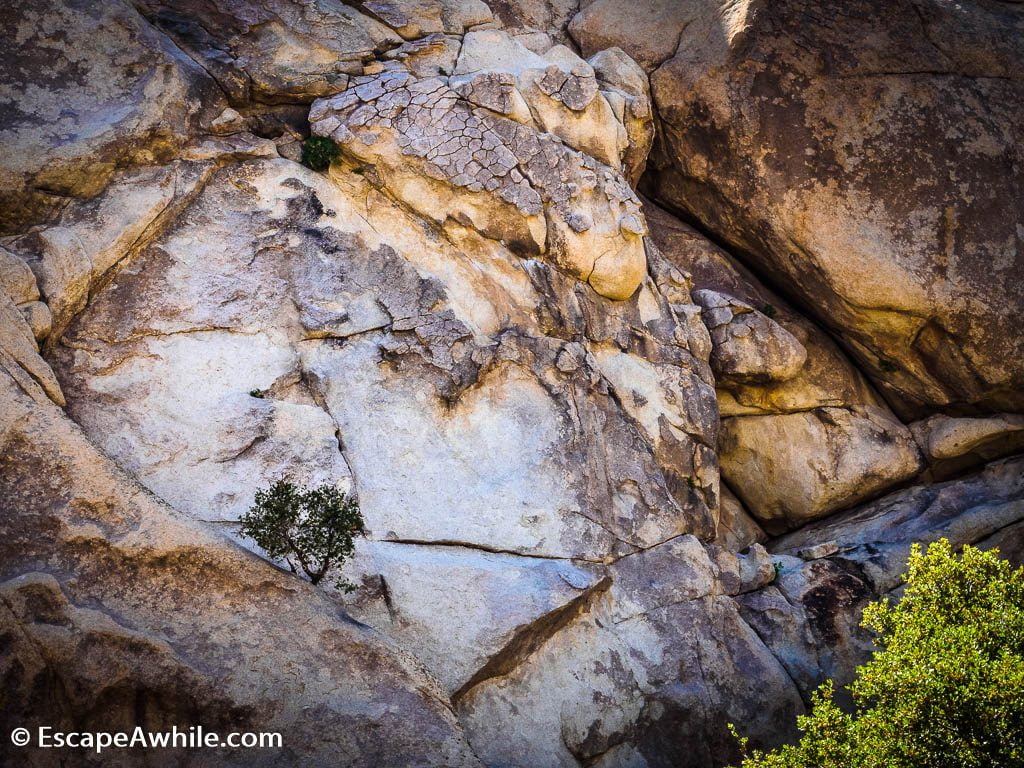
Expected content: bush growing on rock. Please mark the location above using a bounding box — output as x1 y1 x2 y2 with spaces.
731 539 1024 768
300 136 340 171
239 480 364 591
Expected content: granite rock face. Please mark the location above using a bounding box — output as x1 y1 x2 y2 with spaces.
0 0 221 234
644 0 1024 416
1 1 1022 767
308 28 654 300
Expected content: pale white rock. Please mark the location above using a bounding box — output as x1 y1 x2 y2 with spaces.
49 160 722 762
339 539 606 694
303 339 614 559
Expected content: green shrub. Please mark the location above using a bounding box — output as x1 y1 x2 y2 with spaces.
239 480 364 591
759 303 778 319
731 539 1024 768
301 136 340 171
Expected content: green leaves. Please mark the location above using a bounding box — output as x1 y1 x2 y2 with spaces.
731 540 1024 768
300 136 340 172
239 480 364 591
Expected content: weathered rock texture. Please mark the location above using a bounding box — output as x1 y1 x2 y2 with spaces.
308 27 654 300
2 1 1022 767
644 0 1024 416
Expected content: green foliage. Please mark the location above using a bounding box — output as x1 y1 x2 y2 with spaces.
759 303 778 319
249 388 265 398
731 539 1024 768
239 480 365 591
301 136 340 171
879 358 900 373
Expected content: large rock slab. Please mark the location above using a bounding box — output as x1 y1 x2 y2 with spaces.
646 0 1024 415
647 202 923 532
0 0 220 234
47 159 729 763
0 365 482 768
458 536 803 768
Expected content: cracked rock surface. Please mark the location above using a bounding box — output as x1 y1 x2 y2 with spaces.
308 27 653 300
1 1 1022 767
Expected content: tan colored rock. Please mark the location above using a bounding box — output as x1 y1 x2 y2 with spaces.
486 0 580 43
715 484 767 551
911 413 1024 461
0 247 39 305
693 288 807 385
309 37 652 301
588 47 655 185
0 291 64 407
646 0 1024 415
569 0 695 72
646 202 880 416
0 0 218 234
720 406 924 533
18 301 52 343
133 0 399 104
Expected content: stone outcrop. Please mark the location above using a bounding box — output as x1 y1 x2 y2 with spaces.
647 203 924 533
740 456 1024 703
644 0 1024 416
0 361 482 768
2 1 1022 767
0 0 222 235
308 28 654 300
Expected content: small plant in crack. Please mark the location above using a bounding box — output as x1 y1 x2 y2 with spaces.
239 480 365 592
301 136 341 171
249 388 266 399
878 358 900 373
759 303 778 319
773 561 784 580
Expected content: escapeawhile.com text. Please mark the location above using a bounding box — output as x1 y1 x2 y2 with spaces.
10 726 282 754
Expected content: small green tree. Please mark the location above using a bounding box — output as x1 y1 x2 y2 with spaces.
239 480 364 591
731 539 1024 768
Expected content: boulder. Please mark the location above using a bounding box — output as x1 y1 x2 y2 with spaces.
910 413 1024 479
645 0 1024 415
646 202 880 417
133 0 400 104
739 456 1024 704
719 406 923 533
568 0 693 73
693 288 807 385
0 0 220 234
